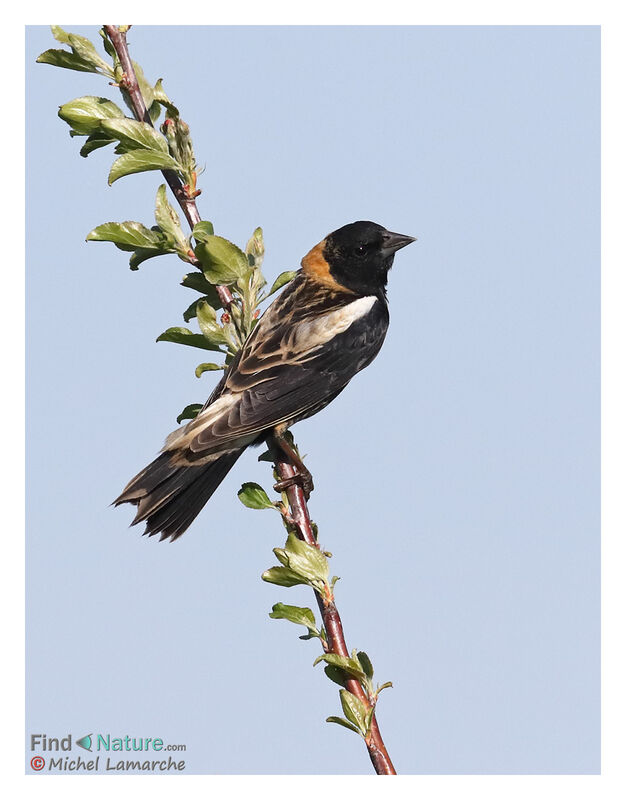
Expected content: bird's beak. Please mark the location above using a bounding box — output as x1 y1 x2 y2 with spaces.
381 230 417 258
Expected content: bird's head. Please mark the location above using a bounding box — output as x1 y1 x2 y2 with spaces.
301 220 416 297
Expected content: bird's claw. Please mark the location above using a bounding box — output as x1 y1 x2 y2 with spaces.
274 469 314 500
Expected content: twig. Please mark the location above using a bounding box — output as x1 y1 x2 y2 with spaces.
103 25 233 311
272 457 397 775
104 24 396 776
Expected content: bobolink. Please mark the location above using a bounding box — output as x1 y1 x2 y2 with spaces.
114 220 415 540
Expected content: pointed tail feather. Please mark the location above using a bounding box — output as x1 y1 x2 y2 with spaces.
114 448 245 542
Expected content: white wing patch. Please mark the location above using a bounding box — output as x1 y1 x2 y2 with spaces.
161 295 378 455
287 295 377 352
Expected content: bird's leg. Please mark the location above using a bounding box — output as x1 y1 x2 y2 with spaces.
271 426 314 500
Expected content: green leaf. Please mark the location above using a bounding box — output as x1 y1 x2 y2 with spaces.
269 603 318 633
153 78 179 115
183 296 220 323
238 482 274 510
339 689 369 736
99 27 116 59
257 449 274 463
326 716 361 735
37 49 102 74
181 300 198 323
154 184 187 250
86 220 166 251
195 362 224 378
194 236 249 285
132 60 155 110
261 566 308 588
156 327 224 352
108 150 181 185
176 403 202 424
195 304 229 350
86 220 180 272
51 25 72 44
277 532 329 585
272 546 290 568
313 653 367 683
324 665 347 687
357 651 374 681
128 249 170 270
58 96 125 136
41 30 113 75
67 32 112 74
267 270 297 297
192 221 215 242
148 100 162 125
79 132 116 157
100 118 168 154
236 266 256 294
245 226 265 267
181 272 222 304
195 300 225 343
377 681 393 693
50 25 113 77
153 79 185 133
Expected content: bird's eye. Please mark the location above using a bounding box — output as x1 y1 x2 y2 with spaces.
354 245 368 257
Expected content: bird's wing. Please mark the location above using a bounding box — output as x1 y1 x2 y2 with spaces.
164 274 388 460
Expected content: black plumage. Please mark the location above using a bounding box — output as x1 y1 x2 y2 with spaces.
114 221 415 541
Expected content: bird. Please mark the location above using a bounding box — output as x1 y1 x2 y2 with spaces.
114 220 416 541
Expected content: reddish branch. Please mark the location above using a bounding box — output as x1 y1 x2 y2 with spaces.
273 459 396 775
103 25 396 776
103 25 233 311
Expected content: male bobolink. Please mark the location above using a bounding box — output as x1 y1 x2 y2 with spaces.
114 221 415 540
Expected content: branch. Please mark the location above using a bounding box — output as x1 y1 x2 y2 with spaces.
103 24 395 775
103 25 233 311
272 455 397 775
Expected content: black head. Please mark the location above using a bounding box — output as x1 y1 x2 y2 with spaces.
302 220 416 297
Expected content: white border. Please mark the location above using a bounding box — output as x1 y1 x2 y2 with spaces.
8 2 624 798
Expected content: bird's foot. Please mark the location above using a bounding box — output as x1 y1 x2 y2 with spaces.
274 468 314 500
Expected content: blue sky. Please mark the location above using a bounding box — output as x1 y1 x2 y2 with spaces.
26 25 599 774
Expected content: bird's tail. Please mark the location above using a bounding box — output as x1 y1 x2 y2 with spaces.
113 448 245 542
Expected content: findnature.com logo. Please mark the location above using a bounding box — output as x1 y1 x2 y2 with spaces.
29 732 187 773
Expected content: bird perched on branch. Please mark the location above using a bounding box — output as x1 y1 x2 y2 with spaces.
114 220 415 541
